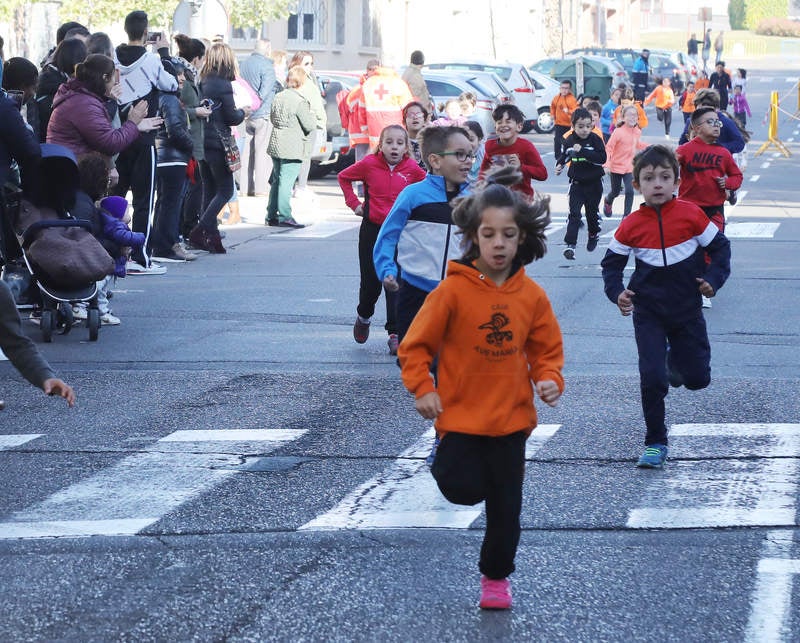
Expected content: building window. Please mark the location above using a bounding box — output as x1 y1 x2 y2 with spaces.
335 0 346 46
287 0 328 46
361 0 380 48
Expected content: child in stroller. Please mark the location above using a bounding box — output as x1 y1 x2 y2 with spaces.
5 144 114 342
71 152 145 325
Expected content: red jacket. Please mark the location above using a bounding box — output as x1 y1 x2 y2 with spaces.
337 152 426 225
479 138 548 199
677 137 743 207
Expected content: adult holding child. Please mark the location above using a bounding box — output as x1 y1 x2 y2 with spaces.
46 54 161 163
188 42 250 254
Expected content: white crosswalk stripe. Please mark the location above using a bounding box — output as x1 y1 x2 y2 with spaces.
0 434 43 450
0 429 306 539
300 424 562 531
627 424 800 529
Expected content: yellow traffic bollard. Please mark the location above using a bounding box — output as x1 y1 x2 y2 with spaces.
755 91 791 157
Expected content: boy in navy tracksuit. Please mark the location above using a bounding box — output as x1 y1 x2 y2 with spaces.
601 145 731 469
555 108 606 260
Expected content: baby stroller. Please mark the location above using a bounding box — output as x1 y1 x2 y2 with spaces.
1 144 114 342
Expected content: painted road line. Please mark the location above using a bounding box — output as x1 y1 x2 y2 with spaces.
761 162 771 169
270 220 360 239
725 222 781 238
0 434 43 450
627 424 800 529
0 428 306 539
301 425 562 531
745 531 797 643
749 175 760 182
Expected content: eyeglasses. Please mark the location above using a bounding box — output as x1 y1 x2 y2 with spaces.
700 119 723 127
436 150 477 162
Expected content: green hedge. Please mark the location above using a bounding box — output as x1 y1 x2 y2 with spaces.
746 0 789 28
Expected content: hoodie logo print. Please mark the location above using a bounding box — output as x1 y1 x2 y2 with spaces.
479 313 513 346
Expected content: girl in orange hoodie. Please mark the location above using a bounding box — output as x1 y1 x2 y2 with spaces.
602 105 648 218
644 77 676 138
398 166 564 611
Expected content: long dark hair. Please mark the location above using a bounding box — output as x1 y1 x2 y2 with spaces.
53 38 87 76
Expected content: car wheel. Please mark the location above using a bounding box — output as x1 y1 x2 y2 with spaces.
308 161 332 180
534 109 554 134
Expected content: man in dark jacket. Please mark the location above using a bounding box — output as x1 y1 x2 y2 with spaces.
239 39 277 197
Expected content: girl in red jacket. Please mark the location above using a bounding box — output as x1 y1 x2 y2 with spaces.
398 166 564 610
338 124 426 354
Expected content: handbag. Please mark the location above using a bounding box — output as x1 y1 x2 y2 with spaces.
216 125 241 173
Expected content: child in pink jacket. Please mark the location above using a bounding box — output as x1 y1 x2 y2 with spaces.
602 105 648 218
338 124 426 354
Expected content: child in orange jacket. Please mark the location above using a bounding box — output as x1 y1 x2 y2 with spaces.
679 81 697 124
644 77 676 138
399 166 564 611
613 88 648 131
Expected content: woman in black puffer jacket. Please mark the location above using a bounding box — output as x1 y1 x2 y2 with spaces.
151 58 195 262
188 43 249 254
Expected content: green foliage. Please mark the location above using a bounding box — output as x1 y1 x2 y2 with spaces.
9 0 294 32
728 0 747 30
228 0 294 29
745 0 789 29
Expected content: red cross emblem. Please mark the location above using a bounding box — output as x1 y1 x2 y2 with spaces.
373 84 389 101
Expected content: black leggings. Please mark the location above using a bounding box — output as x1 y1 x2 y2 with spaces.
357 218 397 334
432 430 527 579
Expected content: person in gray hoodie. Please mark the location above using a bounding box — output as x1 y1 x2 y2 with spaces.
112 10 177 274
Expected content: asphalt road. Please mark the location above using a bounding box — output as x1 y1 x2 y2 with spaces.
1 68 799 641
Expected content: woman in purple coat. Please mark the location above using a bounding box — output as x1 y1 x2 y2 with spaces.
46 54 161 164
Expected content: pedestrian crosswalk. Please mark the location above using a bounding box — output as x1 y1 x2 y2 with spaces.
0 423 798 540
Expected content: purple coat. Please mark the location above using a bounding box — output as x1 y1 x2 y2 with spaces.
46 79 140 159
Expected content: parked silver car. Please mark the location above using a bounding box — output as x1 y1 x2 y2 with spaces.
422 69 505 136
527 69 560 134
426 61 539 132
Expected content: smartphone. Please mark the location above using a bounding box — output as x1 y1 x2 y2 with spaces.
5 90 25 111
146 31 162 43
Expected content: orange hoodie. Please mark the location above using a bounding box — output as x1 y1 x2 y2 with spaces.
550 92 579 127
644 85 675 110
614 102 649 130
399 260 564 438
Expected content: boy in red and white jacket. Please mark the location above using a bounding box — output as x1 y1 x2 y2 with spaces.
338 124 426 354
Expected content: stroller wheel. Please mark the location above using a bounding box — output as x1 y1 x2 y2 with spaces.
58 302 73 335
87 308 100 341
41 310 54 342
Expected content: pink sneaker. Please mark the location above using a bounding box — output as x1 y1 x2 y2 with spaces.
479 575 512 610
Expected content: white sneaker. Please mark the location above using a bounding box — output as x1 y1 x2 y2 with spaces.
126 261 167 275
72 306 88 320
702 295 712 309
100 312 121 325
